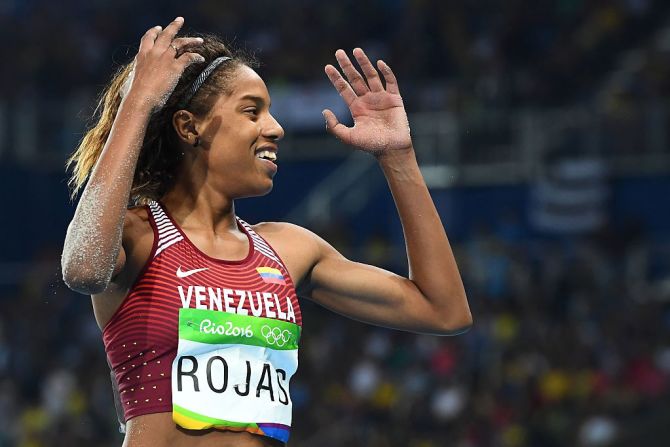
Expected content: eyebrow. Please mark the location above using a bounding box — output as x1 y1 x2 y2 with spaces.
239 94 271 108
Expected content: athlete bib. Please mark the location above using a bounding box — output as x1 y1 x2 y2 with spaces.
172 308 301 443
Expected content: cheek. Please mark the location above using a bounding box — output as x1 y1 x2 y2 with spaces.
206 120 262 171
215 120 259 147
209 149 260 185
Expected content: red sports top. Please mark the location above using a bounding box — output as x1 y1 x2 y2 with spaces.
102 201 302 423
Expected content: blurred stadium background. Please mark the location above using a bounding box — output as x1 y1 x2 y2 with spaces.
2 0 670 445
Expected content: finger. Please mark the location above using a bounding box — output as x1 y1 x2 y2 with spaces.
138 26 162 53
353 48 384 92
335 49 369 96
176 51 206 69
172 37 205 47
169 36 204 57
154 16 185 51
325 64 357 107
377 60 400 95
322 109 352 143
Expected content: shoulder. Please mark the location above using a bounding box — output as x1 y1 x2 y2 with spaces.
122 205 153 249
126 204 150 224
110 205 154 286
124 205 151 234
251 221 327 264
252 221 312 238
252 221 319 248
250 222 340 288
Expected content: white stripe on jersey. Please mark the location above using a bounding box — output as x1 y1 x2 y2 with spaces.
237 219 284 267
149 202 184 258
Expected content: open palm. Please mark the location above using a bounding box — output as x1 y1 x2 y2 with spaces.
323 48 412 154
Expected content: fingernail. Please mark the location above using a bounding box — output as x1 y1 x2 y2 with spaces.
175 16 184 21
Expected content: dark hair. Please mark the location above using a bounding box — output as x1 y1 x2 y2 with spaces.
67 33 257 203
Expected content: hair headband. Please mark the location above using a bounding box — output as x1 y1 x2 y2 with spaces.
178 56 231 108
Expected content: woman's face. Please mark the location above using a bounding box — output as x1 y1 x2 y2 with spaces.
194 65 284 198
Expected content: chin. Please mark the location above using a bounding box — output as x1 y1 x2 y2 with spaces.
259 182 274 196
240 180 274 199
259 176 275 195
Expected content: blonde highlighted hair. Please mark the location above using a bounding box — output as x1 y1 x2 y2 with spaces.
67 34 256 204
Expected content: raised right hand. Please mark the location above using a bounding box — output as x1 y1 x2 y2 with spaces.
122 17 205 111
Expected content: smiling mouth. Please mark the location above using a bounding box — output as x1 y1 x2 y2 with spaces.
255 149 277 163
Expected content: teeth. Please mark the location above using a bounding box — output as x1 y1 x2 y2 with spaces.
256 150 277 162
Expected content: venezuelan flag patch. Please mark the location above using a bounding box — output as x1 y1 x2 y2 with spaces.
256 267 286 285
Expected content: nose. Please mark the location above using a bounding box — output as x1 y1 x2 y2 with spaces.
263 112 285 141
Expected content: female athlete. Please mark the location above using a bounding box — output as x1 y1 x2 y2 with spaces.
61 17 472 447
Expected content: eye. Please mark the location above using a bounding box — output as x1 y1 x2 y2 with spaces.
244 107 258 116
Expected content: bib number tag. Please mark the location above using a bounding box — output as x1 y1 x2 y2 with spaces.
172 308 300 443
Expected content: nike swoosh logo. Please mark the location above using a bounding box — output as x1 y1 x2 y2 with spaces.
176 266 210 278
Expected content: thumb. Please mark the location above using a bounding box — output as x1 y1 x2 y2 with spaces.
322 109 350 142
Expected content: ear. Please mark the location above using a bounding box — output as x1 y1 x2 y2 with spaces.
172 110 201 147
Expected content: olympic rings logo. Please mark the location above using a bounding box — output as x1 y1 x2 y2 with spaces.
261 325 293 347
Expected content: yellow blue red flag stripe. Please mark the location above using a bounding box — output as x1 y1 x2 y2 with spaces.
256 267 286 285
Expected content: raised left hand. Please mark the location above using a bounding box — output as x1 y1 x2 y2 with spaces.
323 48 412 155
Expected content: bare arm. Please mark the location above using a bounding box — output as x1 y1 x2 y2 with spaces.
306 48 471 335
62 17 204 294
61 95 150 293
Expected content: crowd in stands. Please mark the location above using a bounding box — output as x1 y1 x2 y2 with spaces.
3 0 669 110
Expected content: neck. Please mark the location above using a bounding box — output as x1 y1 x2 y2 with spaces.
162 177 238 236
